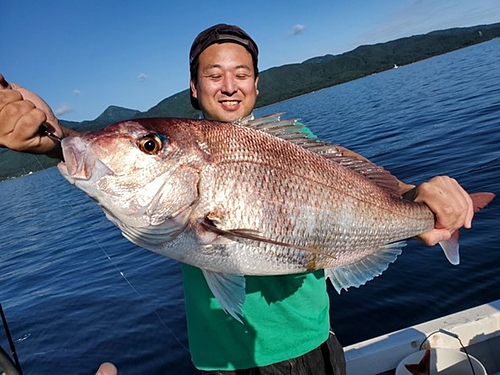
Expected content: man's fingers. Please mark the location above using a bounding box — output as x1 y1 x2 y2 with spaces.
419 229 454 247
0 74 11 89
95 362 118 375
14 108 47 143
0 90 23 108
415 176 473 232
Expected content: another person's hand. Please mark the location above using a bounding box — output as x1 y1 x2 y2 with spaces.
0 74 68 157
413 176 473 246
95 362 118 375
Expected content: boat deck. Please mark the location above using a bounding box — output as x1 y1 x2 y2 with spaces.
344 299 500 374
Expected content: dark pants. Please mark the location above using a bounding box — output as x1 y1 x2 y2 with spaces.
207 332 346 375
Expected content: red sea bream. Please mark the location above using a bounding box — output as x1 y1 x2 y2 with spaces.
57 114 494 320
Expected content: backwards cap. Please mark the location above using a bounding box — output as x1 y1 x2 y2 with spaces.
189 24 259 110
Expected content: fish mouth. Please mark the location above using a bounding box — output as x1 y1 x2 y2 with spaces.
57 137 112 184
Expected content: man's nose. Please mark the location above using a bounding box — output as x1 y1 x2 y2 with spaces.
221 74 237 95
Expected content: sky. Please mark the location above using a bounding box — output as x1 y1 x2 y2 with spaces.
1 0 499 122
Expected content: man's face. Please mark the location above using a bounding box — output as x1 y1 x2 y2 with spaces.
191 43 259 122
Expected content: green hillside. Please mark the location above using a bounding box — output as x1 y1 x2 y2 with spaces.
2 23 499 181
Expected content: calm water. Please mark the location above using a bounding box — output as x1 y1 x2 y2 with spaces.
1 39 499 374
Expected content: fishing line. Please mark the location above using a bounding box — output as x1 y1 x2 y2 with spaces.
30 154 190 353
86 229 190 352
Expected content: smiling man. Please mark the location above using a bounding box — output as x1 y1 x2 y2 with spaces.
190 42 258 121
189 24 259 122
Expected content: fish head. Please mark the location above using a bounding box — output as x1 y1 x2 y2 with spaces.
57 118 206 244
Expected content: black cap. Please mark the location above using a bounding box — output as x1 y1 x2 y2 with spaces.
189 24 259 110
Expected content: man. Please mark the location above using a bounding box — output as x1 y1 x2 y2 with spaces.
0 24 473 375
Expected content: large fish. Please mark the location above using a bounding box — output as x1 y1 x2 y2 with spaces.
57 114 494 320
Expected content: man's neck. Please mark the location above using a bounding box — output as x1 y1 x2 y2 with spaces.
200 112 255 124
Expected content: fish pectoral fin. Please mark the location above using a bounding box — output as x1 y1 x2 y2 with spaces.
224 229 326 253
325 241 406 293
202 270 246 323
199 217 328 255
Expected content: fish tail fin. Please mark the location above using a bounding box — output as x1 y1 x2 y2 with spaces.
470 192 495 211
439 192 495 265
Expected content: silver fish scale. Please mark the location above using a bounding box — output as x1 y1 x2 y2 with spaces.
182 123 435 274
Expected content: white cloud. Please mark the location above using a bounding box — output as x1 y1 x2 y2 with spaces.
137 73 148 81
54 104 73 116
73 89 81 96
291 24 305 36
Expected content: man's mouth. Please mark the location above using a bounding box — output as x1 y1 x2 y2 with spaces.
220 100 240 107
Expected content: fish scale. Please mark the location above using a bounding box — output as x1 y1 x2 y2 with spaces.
196 128 433 264
57 114 494 320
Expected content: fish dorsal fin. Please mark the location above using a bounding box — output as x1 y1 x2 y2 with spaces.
240 113 401 196
236 113 323 145
325 241 406 293
324 154 401 196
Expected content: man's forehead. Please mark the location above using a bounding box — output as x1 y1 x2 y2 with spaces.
198 44 254 68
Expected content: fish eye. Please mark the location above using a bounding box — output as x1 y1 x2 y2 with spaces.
137 133 165 155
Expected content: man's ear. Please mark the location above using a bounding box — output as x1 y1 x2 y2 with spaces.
255 76 259 96
190 79 198 99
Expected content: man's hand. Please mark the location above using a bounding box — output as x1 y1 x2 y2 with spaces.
0 74 66 157
413 176 473 246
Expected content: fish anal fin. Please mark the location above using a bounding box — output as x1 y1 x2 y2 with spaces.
326 242 405 293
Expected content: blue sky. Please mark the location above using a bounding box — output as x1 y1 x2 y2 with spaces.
2 0 499 122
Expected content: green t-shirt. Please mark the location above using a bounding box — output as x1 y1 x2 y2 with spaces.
182 264 331 371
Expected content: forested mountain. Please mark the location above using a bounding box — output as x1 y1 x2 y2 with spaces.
2 23 499 181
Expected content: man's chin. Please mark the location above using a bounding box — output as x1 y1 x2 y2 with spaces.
213 109 246 123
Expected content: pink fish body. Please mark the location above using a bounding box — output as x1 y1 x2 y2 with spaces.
58 114 494 319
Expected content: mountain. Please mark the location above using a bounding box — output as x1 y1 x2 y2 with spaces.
141 23 500 118
2 23 500 181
